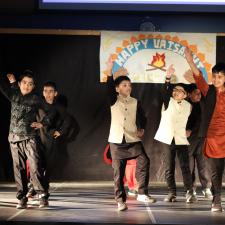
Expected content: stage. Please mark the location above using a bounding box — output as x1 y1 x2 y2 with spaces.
0 182 225 225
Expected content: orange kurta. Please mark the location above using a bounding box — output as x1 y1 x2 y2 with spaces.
194 73 225 158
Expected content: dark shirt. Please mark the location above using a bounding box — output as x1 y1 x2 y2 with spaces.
186 101 201 140
0 77 54 142
43 100 72 139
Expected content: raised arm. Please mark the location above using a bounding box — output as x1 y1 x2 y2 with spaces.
161 64 174 109
184 48 201 76
105 56 117 105
184 47 209 96
0 74 15 100
7 74 19 91
7 74 16 84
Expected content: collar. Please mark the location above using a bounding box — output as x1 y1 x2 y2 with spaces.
118 94 131 102
171 97 184 105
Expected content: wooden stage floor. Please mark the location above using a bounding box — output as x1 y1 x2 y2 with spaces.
0 182 225 225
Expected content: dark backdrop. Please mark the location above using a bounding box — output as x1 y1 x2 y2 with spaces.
0 34 224 182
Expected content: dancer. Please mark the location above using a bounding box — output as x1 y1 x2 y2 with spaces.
106 57 156 211
185 47 225 212
0 70 52 209
186 84 212 199
154 64 196 203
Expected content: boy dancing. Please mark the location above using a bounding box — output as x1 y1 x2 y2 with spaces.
186 84 212 199
106 57 156 211
0 70 53 209
185 47 225 212
154 65 196 203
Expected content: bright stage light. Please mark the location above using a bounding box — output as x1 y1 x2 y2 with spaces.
39 0 225 11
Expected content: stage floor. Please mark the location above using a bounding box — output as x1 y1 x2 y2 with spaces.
0 182 225 225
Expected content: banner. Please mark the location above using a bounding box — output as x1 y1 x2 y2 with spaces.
100 31 216 83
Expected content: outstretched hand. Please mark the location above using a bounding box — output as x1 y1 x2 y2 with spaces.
7 74 16 83
184 47 194 63
184 47 200 77
166 64 175 79
114 67 129 79
105 55 114 76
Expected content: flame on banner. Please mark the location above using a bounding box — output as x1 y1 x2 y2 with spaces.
151 53 166 68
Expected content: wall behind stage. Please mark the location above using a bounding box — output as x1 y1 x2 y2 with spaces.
0 34 224 182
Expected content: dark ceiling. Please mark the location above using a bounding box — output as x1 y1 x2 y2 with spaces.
0 0 35 14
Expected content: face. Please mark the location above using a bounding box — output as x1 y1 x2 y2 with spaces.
18 76 35 95
189 89 201 103
43 86 58 104
116 80 132 97
172 85 187 101
212 72 225 89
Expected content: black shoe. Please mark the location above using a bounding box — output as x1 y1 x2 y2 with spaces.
16 197 28 209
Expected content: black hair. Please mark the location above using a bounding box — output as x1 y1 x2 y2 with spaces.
187 83 198 94
114 76 131 87
174 83 188 93
212 62 225 75
18 69 35 84
43 81 57 91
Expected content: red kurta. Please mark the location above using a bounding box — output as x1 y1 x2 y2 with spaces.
194 73 225 158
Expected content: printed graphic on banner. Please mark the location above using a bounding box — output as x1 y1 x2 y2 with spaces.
100 31 216 83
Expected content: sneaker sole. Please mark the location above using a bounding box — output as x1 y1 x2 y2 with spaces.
128 193 137 196
39 204 49 208
137 198 157 203
211 208 224 212
118 206 128 211
16 205 27 209
186 199 198 204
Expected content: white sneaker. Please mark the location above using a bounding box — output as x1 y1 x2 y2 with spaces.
211 203 224 212
118 202 128 211
128 189 138 196
202 188 213 199
137 194 156 203
186 190 197 203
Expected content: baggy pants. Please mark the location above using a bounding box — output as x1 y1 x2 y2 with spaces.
10 137 48 200
110 142 150 203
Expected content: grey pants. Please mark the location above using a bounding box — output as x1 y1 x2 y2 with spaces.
10 138 48 200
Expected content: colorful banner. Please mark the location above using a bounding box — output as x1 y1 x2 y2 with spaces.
100 31 216 83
